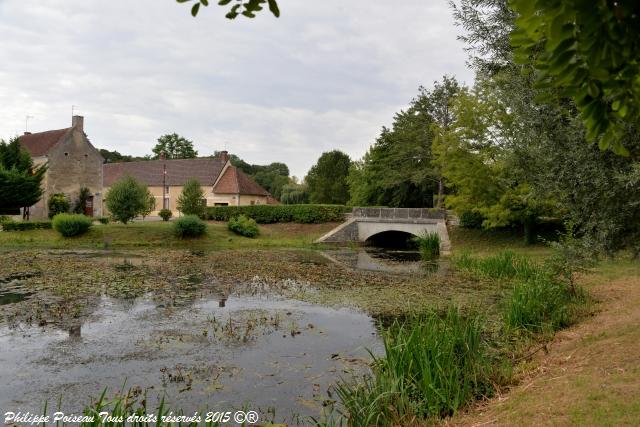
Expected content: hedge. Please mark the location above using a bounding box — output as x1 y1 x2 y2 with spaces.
204 204 350 224
1 220 52 231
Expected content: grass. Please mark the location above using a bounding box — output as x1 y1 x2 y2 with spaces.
412 231 440 260
454 250 538 281
335 308 492 425
0 220 339 250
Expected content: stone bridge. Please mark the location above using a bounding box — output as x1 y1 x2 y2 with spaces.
316 207 451 253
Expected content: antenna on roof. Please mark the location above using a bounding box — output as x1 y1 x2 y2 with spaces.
25 115 34 132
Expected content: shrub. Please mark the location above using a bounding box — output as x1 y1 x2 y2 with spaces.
47 193 69 218
228 215 259 238
105 176 149 224
336 308 490 422
459 210 485 229
52 213 93 237
205 204 349 224
412 231 440 260
72 187 92 214
98 216 110 225
177 178 205 217
1 220 52 231
173 215 206 238
159 209 172 221
0 215 11 224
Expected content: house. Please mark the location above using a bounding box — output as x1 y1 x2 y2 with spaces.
18 116 104 219
17 115 272 219
102 151 271 215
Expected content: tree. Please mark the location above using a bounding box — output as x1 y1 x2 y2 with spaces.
141 190 156 220
0 137 46 218
105 176 149 224
306 150 351 204
152 134 198 159
176 0 280 19
510 0 640 155
73 187 92 214
177 178 205 217
280 182 309 204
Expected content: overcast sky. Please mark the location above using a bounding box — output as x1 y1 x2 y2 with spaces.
0 0 473 178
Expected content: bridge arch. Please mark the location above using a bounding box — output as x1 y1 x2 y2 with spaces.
364 230 418 248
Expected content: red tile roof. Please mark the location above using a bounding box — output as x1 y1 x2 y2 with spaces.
213 165 270 196
18 128 70 157
103 157 227 187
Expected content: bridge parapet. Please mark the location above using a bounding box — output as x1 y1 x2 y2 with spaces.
352 207 446 220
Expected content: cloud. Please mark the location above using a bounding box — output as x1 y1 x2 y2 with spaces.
0 0 473 177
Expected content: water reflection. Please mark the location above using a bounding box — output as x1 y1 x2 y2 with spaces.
321 248 448 275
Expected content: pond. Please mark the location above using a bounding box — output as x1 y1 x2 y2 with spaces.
0 278 381 424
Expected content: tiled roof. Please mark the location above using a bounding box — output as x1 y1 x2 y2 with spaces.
18 128 70 157
213 165 270 196
103 157 226 187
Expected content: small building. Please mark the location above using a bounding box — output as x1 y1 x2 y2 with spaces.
102 151 271 215
18 116 104 219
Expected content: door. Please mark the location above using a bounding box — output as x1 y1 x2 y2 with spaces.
84 196 94 217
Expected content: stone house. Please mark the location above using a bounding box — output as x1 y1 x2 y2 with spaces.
102 151 271 216
18 116 104 219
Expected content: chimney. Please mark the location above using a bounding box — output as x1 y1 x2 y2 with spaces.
220 150 229 163
72 115 84 132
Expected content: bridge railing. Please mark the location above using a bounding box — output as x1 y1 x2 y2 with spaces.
351 207 446 220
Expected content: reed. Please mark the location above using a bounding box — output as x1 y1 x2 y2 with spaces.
412 232 441 261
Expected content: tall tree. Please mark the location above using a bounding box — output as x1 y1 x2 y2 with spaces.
152 134 198 159
177 178 205 217
0 137 46 218
306 150 352 205
105 176 149 224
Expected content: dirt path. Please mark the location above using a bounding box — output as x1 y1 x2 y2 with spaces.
447 274 640 427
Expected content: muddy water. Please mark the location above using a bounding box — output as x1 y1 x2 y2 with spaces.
0 291 381 423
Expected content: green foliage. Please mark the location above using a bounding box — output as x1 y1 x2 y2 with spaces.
177 0 280 19
0 137 46 214
1 220 52 231
455 250 537 281
177 178 205 217
337 308 490 422
0 215 11 224
510 0 640 155
72 187 92 214
412 232 441 260
173 215 207 238
349 77 460 208
152 133 197 159
141 190 156 219
306 150 352 205
97 216 110 225
52 213 93 237
459 210 485 229
545 222 597 292
227 214 259 238
105 176 149 224
280 182 309 204
205 204 349 223
159 209 173 221
47 193 70 219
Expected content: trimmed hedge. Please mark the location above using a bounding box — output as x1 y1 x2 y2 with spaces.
159 209 173 221
228 215 259 238
174 215 207 238
2 220 52 231
52 214 93 237
205 204 350 224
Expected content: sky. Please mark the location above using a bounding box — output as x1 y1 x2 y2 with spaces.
0 0 473 178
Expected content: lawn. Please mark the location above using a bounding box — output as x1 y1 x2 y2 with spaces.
0 220 341 250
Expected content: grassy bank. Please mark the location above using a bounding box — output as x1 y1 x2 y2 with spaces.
0 220 340 250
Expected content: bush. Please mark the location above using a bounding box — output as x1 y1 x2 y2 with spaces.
159 209 172 221
173 215 206 238
459 210 485 229
205 204 349 224
412 231 441 260
336 308 490 422
228 215 259 238
105 176 149 224
0 215 11 224
47 193 70 218
1 220 52 231
98 216 110 224
177 178 205 217
52 213 93 237
72 187 92 214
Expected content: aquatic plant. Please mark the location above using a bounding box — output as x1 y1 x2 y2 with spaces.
52 213 93 237
454 250 538 281
335 308 491 424
412 231 441 261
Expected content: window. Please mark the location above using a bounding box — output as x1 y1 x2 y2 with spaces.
250 201 255 205
201 198 207 207
214 202 228 206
